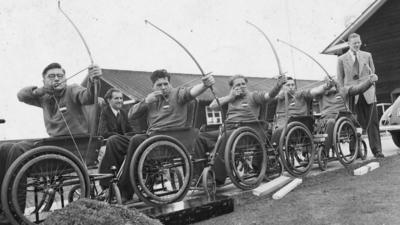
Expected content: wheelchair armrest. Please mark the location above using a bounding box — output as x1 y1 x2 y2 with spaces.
225 120 266 128
338 111 354 117
125 131 146 136
154 127 192 133
313 113 322 119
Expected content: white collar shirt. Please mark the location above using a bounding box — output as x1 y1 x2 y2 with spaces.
110 107 120 117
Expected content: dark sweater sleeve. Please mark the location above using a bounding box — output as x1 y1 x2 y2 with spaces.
177 87 194 105
70 81 97 105
128 101 149 120
348 79 373 96
17 86 42 107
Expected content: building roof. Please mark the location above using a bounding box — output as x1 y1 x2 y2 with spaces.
321 0 388 55
92 69 318 101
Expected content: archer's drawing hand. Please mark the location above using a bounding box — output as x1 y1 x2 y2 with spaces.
145 91 163 104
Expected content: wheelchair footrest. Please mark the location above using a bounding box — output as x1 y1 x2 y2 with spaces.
313 134 327 142
142 195 234 225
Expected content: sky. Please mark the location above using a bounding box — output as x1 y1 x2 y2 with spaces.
0 0 374 139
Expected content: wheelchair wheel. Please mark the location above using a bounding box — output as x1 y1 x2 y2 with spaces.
225 127 267 190
317 145 328 171
202 167 216 198
279 121 315 177
1 146 90 225
333 117 358 166
359 139 368 160
130 135 192 206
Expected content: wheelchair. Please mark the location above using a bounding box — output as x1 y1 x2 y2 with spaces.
272 115 317 178
197 102 282 197
126 100 198 206
126 99 278 205
314 111 367 170
1 108 121 225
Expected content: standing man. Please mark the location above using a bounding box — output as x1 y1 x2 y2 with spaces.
98 88 132 138
337 33 383 158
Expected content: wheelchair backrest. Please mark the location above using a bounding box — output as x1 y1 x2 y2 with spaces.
288 115 315 132
151 98 200 151
33 134 104 167
82 103 102 136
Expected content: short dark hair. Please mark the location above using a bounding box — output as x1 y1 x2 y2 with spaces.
104 88 122 102
228 74 248 87
42 62 65 78
348 33 360 41
286 76 294 81
150 69 171 84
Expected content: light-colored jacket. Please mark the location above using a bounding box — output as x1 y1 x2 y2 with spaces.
337 50 376 104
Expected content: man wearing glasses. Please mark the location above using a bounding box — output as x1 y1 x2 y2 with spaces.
0 62 101 223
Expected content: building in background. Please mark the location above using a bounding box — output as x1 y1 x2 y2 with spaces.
322 0 400 104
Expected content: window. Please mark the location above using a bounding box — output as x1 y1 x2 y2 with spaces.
205 106 222 125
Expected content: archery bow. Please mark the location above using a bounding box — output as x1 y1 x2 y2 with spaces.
145 21 218 96
58 1 94 65
246 21 289 132
277 39 332 80
58 0 100 163
144 20 223 112
277 38 352 112
246 21 284 77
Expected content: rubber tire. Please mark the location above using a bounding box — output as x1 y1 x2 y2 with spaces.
129 135 192 206
68 184 82 203
108 183 122 205
317 145 328 171
333 117 359 166
1 146 89 225
202 167 216 198
224 127 267 190
390 131 400 148
359 140 368 160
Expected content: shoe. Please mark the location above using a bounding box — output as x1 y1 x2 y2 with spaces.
374 152 385 159
96 188 110 201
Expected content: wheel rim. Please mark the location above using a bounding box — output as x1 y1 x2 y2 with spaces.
284 125 314 176
318 146 328 170
11 154 87 225
229 131 266 188
335 120 358 165
137 141 191 204
202 167 216 197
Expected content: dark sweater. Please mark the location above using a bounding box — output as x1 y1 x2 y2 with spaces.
17 82 96 137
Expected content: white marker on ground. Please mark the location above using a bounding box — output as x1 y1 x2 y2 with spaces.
252 176 292 197
272 178 302 200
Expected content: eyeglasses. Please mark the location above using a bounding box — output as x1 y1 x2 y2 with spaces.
46 73 65 79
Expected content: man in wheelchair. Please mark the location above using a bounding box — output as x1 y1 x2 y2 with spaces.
0 62 101 223
194 74 286 186
99 69 215 202
312 74 380 158
272 76 318 142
